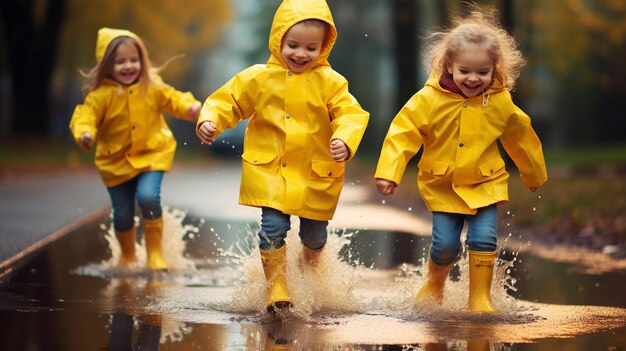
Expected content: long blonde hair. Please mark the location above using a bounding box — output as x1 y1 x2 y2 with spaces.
80 36 179 96
424 4 525 90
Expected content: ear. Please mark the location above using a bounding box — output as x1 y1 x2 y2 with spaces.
446 64 453 75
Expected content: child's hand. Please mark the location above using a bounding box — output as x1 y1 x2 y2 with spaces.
330 139 350 162
376 178 397 195
79 132 94 151
187 102 201 121
197 121 217 145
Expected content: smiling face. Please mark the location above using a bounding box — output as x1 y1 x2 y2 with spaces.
280 21 327 73
447 44 494 97
111 41 141 86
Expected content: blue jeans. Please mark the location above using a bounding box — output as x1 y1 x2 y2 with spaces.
258 207 328 251
429 204 497 265
106 171 164 232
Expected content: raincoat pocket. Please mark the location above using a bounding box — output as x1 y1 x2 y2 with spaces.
146 133 164 150
241 150 277 165
96 142 123 157
478 158 505 177
311 160 345 178
418 159 449 176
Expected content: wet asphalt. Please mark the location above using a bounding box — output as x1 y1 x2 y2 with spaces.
0 162 252 274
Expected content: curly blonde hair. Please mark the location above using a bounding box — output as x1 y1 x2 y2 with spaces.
424 4 526 90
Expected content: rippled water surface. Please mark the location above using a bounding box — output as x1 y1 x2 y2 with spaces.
1 207 625 350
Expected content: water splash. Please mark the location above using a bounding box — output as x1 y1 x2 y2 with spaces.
77 206 196 276
223 223 366 319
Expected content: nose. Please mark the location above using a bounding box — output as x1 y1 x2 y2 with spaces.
294 48 306 58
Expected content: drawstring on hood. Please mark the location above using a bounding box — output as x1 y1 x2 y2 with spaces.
482 90 491 107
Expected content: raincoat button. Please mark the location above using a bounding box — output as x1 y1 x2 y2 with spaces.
490 169 494 174
282 162 287 167
253 160 258 164
454 184 459 189
287 71 293 76
129 90 133 94
430 169 434 174
286 114 290 119
327 170 333 176
459 142 464 147
463 102 468 108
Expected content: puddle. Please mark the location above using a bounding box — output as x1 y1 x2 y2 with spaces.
1 207 625 350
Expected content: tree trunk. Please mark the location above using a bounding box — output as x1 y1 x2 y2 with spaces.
392 0 417 111
0 0 66 136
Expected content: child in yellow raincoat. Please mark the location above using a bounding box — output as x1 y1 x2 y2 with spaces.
197 0 369 312
375 6 547 312
69 27 201 271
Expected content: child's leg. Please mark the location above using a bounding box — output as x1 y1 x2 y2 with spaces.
259 207 291 250
415 211 464 303
136 171 164 220
465 204 497 312
136 171 167 270
465 204 497 252
107 179 138 267
430 212 464 265
258 207 293 312
298 217 328 266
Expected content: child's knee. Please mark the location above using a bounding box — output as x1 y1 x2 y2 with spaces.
301 237 326 250
430 243 460 265
136 192 161 219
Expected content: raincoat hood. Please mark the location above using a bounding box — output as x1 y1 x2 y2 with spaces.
95 27 141 63
267 0 338 70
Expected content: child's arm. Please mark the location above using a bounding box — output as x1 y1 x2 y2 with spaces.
196 68 258 145
69 91 105 152
500 101 548 191
79 132 94 151
197 121 217 145
376 178 397 195
330 139 349 162
374 93 427 186
327 77 369 161
157 76 201 122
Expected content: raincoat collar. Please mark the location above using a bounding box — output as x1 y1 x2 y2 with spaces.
267 0 338 71
95 27 141 63
426 71 506 106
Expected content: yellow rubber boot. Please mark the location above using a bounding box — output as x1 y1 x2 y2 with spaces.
115 228 137 268
467 339 490 351
301 246 322 268
468 250 497 312
260 246 293 312
143 218 168 271
415 257 453 304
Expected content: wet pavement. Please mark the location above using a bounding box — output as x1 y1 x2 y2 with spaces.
1 162 626 350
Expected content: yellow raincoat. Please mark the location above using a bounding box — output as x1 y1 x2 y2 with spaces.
375 73 547 214
197 0 369 221
70 28 199 187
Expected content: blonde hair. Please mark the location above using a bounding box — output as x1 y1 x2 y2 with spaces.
424 4 525 90
80 36 176 96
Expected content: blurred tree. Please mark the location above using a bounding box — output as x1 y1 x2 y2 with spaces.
1 0 231 138
0 0 66 136
392 0 417 110
521 0 626 146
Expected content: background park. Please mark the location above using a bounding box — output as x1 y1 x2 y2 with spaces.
1 1 626 349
